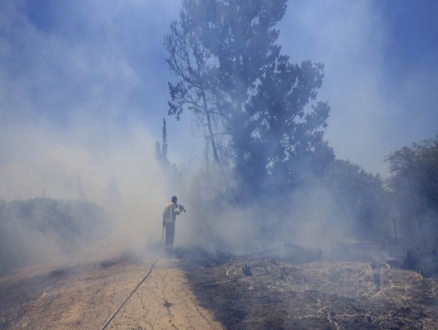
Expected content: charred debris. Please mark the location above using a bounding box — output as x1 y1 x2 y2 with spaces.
175 243 438 329
176 241 438 280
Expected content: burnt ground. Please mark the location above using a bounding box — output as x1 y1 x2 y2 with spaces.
178 248 438 330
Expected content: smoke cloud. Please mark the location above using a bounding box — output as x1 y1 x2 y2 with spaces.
279 0 438 175
0 0 184 273
1 0 436 273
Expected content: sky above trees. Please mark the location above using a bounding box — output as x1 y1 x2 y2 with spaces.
0 0 437 177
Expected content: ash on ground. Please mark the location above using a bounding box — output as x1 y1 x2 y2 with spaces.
178 244 438 330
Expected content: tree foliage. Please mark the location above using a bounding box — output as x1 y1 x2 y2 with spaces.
155 118 171 168
155 118 182 191
386 134 438 211
165 0 333 198
0 198 108 275
323 160 387 240
386 134 438 247
164 10 221 164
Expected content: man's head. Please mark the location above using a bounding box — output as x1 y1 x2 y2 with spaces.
171 196 177 204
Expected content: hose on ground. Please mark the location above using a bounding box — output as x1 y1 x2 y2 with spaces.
100 226 165 330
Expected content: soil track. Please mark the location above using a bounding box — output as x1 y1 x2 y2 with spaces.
0 252 223 330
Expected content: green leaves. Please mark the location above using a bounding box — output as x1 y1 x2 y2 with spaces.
386 134 438 210
166 0 332 197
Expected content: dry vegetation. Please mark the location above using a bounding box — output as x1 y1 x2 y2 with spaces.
180 249 438 329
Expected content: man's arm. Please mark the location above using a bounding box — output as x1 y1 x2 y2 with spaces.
174 204 181 216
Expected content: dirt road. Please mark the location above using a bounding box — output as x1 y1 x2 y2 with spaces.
0 253 223 330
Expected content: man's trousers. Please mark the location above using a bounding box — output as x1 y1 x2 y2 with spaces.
165 221 175 248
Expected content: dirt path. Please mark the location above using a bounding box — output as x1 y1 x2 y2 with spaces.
0 255 223 330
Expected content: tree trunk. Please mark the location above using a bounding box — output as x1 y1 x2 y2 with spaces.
201 88 220 165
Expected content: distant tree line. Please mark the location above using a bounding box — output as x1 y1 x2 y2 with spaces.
0 198 108 276
386 134 438 248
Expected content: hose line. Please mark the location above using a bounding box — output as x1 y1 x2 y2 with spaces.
100 226 165 330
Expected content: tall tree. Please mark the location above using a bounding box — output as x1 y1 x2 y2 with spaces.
77 176 86 201
241 56 333 195
155 118 182 191
165 13 221 164
166 0 332 198
155 118 171 169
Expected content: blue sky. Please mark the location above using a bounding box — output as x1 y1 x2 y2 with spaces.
0 0 437 200
280 0 438 173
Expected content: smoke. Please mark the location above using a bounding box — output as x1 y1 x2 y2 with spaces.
175 168 341 254
2 0 436 175
166 0 437 257
285 185 347 250
1 0 436 274
0 0 185 273
0 114 173 274
279 0 438 175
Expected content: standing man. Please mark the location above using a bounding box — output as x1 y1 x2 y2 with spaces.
162 196 185 253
